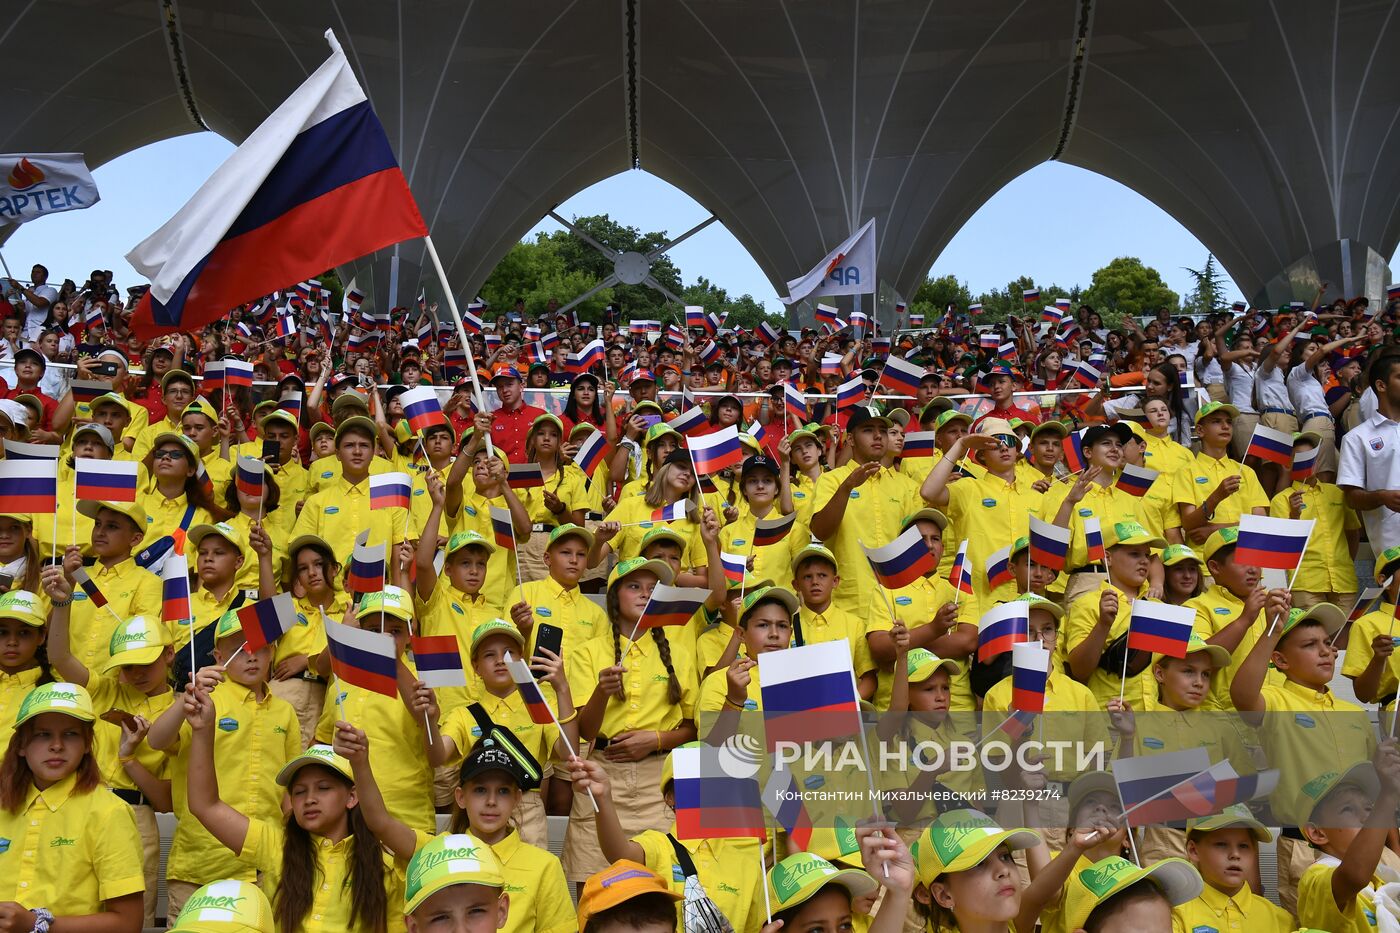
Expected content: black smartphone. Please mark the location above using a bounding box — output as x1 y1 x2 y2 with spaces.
94 361 118 377
261 439 281 462
0 572 12 593
532 622 564 664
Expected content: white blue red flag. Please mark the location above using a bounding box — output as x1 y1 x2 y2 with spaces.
73 458 138 502
1116 463 1158 498
235 593 297 652
985 544 1014 590
762 768 813 850
411 634 468 689
400 386 446 434
672 745 766 841
977 601 1029 662
1061 429 1086 473
948 539 973 595
347 533 385 594
1292 445 1320 483
1011 642 1050 713
862 526 937 590
369 472 412 510
1245 424 1294 467
1029 516 1072 571
687 426 744 475
127 32 426 336
572 429 608 477
160 535 192 624
0 459 57 513
758 640 861 750
719 552 747 584
636 585 711 633
783 382 808 423
1112 747 1211 825
880 355 924 397
1084 516 1105 564
0 441 58 462
234 455 265 500
752 511 796 548
668 406 709 438
835 375 865 412
505 653 556 725
1126 600 1195 657
506 464 545 490
324 614 399 697
1236 514 1314 570
900 430 937 458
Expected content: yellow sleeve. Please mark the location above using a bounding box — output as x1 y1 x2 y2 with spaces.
129 568 163 624
1240 465 1268 512
1342 612 1380 678
236 817 283 876
535 851 578 933
698 669 729 713
1296 861 1358 932
1064 590 1100 653
92 794 146 901
1268 489 1291 518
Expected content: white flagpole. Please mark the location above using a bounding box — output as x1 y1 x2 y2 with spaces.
422 235 493 457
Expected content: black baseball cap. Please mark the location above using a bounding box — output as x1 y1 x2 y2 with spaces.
846 405 892 432
741 455 779 481
458 741 527 789
12 347 45 368
1082 423 1134 448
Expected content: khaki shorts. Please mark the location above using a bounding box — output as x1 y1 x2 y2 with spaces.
518 529 551 584
133 803 159 928
561 749 670 882
1298 414 1338 474
165 880 200 924
1205 382 1228 404
1230 412 1260 461
1259 410 1299 435
1062 571 1108 610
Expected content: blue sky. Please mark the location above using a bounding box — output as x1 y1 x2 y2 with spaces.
8 130 1381 313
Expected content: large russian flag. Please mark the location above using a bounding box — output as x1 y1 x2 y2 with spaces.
1236 514 1315 570
759 641 861 750
126 31 427 336
672 746 766 841
73 458 138 503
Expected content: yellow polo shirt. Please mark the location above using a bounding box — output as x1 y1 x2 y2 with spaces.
491 830 575 933
1063 580 1154 710
266 457 309 509
603 495 705 565
316 676 435 833
635 830 765 933
55 557 162 674
1143 431 1193 477
516 464 589 525
570 631 698 736
291 475 411 569
1183 584 1284 711
1340 600 1400 702
0 773 144 914
407 462 453 539
304 452 394 495
166 680 300 885
1127 693 1254 779
1038 480 1148 576
789 471 820 523
868 574 972 711
514 577 610 658
720 509 808 590
414 584 501 712
943 470 1044 629
1171 451 1268 525
452 492 522 611
241 818 413 933
281 592 348 668
798 601 875 679
1269 481 1361 594
1131 466 1183 543
201 449 233 503
1171 880 1293 933
440 687 558 769
222 508 291 592
137 485 213 546
983 668 1107 783
698 658 762 713
0 668 42 751
812 461 923 619
85 673 176 791
1296 857 1386 933
1258 679 1376 825
176 584 247 652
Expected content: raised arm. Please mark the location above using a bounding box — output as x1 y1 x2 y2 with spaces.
184 686 252 856
40 564 88 687
334 722 420 861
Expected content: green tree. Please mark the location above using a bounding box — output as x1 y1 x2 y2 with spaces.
681 277 783 331
964 277 1076 325
1081 256 1179 321
548 214 682 318
1181 254 1226 315
911 274 973 317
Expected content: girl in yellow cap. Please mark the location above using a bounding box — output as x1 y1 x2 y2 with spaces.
137 433 218 545
0 682 144 930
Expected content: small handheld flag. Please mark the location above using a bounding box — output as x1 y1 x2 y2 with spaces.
948 539 973 595
752 511 797 548
324 615 399 697
1244 424 1294 467
1028 516 1072 572
222 358 254 390
1112 748 1212 826
719 552 747 585
1011 642 1051 713
635 584 711 633
160 537 192 624
1349 586 1387 622
879 355 924 397
234 455 265 500
1083 517 1105 564
347 535 387 594
72 566 108 608
411 635 468 689
688 426 745 475
668 406 709 438
505 653 556 725
783 383 808 423
834 375 865 412
1116 463 1159 498
369 472 412 510
900 431 937 458
985 545 1014 590
862 527 937 590
1291 445 1320 483
1 441 59 461
648 501 692 523
1235 514 1314 571
1125 600 1196 657
758 641 861 750
73 458 138 502
762 768 813 850
235 593 297 652
977 601 1029 662
672 745 766 841
506 464 545 489
400 386 447 434
0 460 57 514
489 506 517 551
1022 288 1040 303
1061 430 1086 474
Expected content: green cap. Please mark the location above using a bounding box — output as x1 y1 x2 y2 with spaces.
169 879 274 933
1376 545 1400 585
547 523 595 551
791 543 839 575
1296 762 1380 824
357 584 414 624
188 521 244 552
767 852 877 914
1194 401 1240 425
907 648 959 683
100 616 172 673
404 832 506 914
1185 803 1272 843
1010 536 1030 559
639 526 688 554
910 809 1040 886
1064 856 1201 931
212 610 243 643
1013 592 1064 621
607 557 674 590
445 530 496 557
1161 543 1202 567
1278 603 1346 642
740 586 800 620
0 589 44 627
275 744 353 787
1203 526 1239 563
1154 631 1229 669
1105 520 1166 550
16 682 95 727
469 620 525 657
643 422 680 447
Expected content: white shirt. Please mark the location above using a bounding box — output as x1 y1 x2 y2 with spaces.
20 285 57 340
1225 361 1257 413
1286 362 1330 420
1338 412 1400 549
1255 361 1292 411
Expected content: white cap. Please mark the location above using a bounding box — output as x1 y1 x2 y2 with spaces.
0 400 31 429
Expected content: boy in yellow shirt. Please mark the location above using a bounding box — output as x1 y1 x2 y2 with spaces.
1341 545 1400 715
789 543 877 701
1268 431 1361 609
1174 401 1270 544
1172 805 1293 933
1295 746 1400 933
510 523 610 660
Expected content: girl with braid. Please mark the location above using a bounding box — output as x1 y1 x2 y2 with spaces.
560 556 698 887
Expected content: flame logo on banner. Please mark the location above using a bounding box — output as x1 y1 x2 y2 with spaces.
7 158 45 191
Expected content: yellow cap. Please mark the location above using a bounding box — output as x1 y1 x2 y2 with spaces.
275 744 353 787
404 833 506 914
76 498 148 529
1185 803 1272 843
607 557 674 590
188 522 244 552
334 415 377 443
911 809 1040 885
99 616 172 672
1203 526 1239 563
900 507 948 533
767 852 877 915
169 879 274 933
356 585 414 624
907 648 959 683
469 620 525 657
1064 856 1201 931
0 589 44 628
15 682 96 727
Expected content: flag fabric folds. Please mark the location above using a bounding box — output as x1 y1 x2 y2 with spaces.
506 464 545 490
650 501 692 523
753 512 797 548
369 472 412 510
1292 445 1320 483
72 567 108 608
401 386 447 433
948 539 973 595
324 614 399 697
636 585 711 632
235 593 297 652
73 458 138 502
985 545 1013 590
347 534 386 594
1112 748 1212 826
977 601 1029 662
0 459 57 514
411 634 467 689
835 375 865 412
671 745 766 841
758 641 861 750
1083 517 1105 564
1028 516 1072 571
719 553 747 585
687 426 745 475
1245 425 1295 467
1235 515 1314 570
573 430 608 477
1126 600 1196 657
900 431 937 458
234 456 265 500
505 653 556 725
489 506 517 551
783 383 808 423
1061 430 1086 473
1011 642 1050 713
880 355 924 396
127 30 428 336
160 536 192 624
862 527 937 590
1116 463 1158 498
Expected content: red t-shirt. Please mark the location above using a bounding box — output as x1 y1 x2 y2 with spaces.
491 402 547 464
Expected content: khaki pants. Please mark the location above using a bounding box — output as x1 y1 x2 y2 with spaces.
1298 414 1339 474
1260 411 1300 435
1138 825 1187 864
133 803 159 927
1293 590 1356 614
1276 834 1313 917
270 676 326 749
165 879 200 924
562 749 669 882
1205 382 1228 404
1063 571 1107 610
519 530 551 584
1230 412 1261 462
579 518 612 585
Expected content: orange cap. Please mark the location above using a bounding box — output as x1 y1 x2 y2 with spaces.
577 860 681 929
